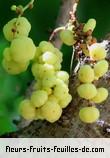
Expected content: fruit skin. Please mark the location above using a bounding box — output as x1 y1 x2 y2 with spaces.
89 43 106 61
94 60 109 78
10 36 36 63
42 76 56 88
78 65 94 83
59 94 72 108
41 100 62 123
39 41 55 53
77 83 97 100
83 18 96 32
3 48 12 61
41 51 58 65
35 109 44 120
33 47 42 61
19 99 36 120
32 63 55 79
60 29 75 46
53 83 69 100
54 62 62 71
91 88 108 103
30 90 48 108
79 106 100 123
43 88 52 95
3 17 31 41
34 80 42 90
54 48 63 62
2 58 29 75
56 71 69 83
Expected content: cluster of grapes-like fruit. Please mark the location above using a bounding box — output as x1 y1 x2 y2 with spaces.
2 4 109 125
2 17 72 123
20 41 72 123
59 18 109 123
2 17 36 74
77 43 109 123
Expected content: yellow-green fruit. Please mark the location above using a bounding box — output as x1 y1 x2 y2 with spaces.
33 47 42 61
78 65 94 83
33 79 42 90
94 60 109 78
48 95 58 103
60 29 75 46
41 100 62 123
91 88 108 103
19 99 36 120
32 63 55 79
11 5 17 11
77 83 97 99
33 80 42 90
3 17 31 41
10 36 36 62
89 43 106 61
54 48 63 62
42 76 56 88
34 109 45 120
53 83 69 100
54 62 62 71
41 51 58 65
56 71 69 83
39 41 55 53
2 58 29 75
83 19 96 32
55 78 65 86
31 90 48 108
59 94 72 108
79 106 100 123
43 88 52 95
3 48 12 61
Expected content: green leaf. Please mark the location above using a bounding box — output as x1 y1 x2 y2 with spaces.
0 117 16 136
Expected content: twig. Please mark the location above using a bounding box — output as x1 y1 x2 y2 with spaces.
49 27 65 41
69 1 79 73
12 0 36 16
23 0 35 13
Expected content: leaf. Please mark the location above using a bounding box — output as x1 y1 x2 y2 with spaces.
0 117 17 136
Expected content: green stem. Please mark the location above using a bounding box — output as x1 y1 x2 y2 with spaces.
23 0 35 12
49 26 65 41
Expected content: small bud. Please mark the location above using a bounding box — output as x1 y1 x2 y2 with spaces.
11 5 17 11
16 6 23 15
29 3 34 9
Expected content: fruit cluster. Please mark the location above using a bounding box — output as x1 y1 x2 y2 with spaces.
19 41 72 123
2 17 36 74
2 16 72 123
58 18 109 124
76 20 109 123
2 9 109 125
